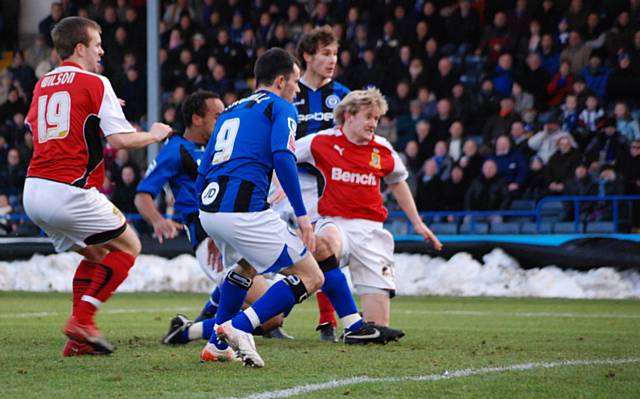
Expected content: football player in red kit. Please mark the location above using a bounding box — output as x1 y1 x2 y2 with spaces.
23 17 172 356
296 88 443 327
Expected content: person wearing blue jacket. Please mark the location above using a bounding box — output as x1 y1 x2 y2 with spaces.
582 53 610 99
489 135 528 197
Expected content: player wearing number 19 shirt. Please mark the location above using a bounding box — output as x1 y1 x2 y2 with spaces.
195 48 327 367
22 17 172 357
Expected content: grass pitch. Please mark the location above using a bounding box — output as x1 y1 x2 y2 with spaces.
1 292 639 398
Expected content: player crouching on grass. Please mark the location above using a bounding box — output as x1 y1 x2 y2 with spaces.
295 88 443 340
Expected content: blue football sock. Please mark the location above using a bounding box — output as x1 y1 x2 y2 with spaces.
321 263 363 332
210 272 250 347
201 318 215 340
178 328 191 343
206 286 221 313
232 279 298 333
196 287 220 320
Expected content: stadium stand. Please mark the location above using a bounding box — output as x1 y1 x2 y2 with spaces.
1 0 640 237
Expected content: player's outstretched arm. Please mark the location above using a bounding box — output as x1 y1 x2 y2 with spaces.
134 192 183 243
106 122 173 149
389 181 443 251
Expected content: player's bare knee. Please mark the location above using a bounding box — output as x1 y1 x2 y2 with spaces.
315 228 341 259
78 246 109 263
302 266 324 293
261 313 284 332
313 235 332 260
235 260 257 278
129 237 142 257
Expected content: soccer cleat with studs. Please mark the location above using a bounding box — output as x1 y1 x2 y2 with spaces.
216 321 265 368
316 322 338 343
375 324 406 342
62 339 111 357
161 314 192 345
342 322 404 345
63 316 115 354
200 342 241 362
262 326 294 340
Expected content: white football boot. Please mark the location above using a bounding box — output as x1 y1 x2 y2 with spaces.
216 320 265 368
200 342 241 362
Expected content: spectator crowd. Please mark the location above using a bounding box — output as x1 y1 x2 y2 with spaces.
1 0 640 235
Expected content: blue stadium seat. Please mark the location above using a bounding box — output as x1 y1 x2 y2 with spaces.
520 221 552 234
539 200 565 221
552 221 583 233
459 222 489 234
384 219 409 235
490 222 520 234
429 222 458 235
510 199 536 211
585 221 615 233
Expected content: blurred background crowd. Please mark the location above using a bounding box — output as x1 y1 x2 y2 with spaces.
1 0 640 236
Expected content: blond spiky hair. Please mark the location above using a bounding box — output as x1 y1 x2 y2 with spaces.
333 88 389 126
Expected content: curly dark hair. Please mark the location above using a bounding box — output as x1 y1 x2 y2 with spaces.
296 25 337 69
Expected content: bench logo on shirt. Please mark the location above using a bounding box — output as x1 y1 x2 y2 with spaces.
331 167 376 186
370 148 382 169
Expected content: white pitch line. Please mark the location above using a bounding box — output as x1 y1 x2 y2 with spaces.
0 307 198 319
395 309 640 319
221 358 640 399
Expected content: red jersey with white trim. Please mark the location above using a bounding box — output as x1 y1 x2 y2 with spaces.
26 61 133 189
296 128 408 222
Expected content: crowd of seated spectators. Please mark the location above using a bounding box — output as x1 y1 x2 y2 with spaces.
1 0 640 235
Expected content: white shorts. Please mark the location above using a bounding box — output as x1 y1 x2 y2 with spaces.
199 209 308 274
23 178 127 252
194 237 227 285
270 173 319 224
316 216 396 295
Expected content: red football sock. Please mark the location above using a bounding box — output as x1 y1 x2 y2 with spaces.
72 260 97 318
316 290 337 327
77 251 135 324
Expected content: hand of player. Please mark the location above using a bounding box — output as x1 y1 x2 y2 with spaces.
152 218 183 243
296 214 316 253
269 186 287 204
149 122 173 143
414 221 443 251
118 98 126 107
207 238 224 273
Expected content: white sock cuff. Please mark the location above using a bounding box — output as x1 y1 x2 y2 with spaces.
188 322 203 340
244 307 261 329
341 313 362 330
81 295 103 309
